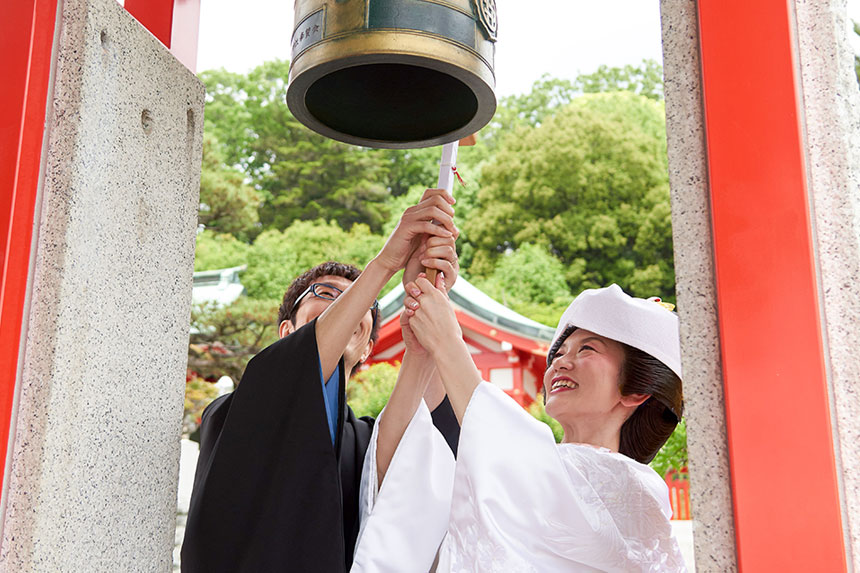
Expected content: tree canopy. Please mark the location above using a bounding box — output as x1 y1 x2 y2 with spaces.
200 61 390 232
199 60 455 234
198 132 261 240
464 91 675 300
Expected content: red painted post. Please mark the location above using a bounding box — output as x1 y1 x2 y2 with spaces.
124 0 201 72
124 0 174 47
664 469 691 520
170 0 201 73
0 0 59 484
698 0 847 569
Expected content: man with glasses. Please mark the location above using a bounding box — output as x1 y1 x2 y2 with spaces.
182 189 461 573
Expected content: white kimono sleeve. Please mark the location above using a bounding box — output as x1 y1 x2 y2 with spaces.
351 400 456 573
439 382 685 573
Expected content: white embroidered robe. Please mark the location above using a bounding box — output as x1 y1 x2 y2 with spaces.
353 382 686 572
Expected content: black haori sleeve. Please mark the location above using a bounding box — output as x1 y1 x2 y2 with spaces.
340 407 374 568
181 319 348 573
431 395 461 457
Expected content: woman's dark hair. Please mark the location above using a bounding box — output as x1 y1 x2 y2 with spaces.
616 344 683 464
277 261 379 343
546 326 684 464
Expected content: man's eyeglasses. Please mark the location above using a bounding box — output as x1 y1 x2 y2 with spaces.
291 282 379 327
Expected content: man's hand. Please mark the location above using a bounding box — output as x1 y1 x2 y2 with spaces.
376 189 458 275
403 234 459 294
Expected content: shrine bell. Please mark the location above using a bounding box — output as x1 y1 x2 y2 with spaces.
286 0 498 149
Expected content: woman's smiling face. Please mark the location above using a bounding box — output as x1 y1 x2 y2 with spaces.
543 328 627 424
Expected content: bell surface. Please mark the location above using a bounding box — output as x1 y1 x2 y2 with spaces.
287 0 497 149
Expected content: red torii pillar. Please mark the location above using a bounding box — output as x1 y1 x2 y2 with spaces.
124 0 201 72
1 0 61 488
697 2 846 569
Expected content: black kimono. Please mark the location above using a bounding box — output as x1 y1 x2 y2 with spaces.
181 319 459 572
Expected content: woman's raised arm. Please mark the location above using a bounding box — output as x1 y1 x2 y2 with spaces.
403 276 482 423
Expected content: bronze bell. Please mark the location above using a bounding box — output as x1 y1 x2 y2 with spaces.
287 0 498 149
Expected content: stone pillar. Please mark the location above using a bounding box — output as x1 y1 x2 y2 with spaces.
794 0 860 567
659 1 738 570
0 0 204 570
661 0 860 570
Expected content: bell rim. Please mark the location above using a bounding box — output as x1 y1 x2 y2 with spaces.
286 52 496 149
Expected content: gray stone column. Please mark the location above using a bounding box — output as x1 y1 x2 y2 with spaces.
659 2 738 571
794 0 860 568
0 0 204 570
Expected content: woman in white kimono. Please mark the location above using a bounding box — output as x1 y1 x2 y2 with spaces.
352 282 687 572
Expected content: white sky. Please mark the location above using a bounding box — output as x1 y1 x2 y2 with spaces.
195 1 860 98
196 1 660 98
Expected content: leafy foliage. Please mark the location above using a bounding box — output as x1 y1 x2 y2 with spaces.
347 362 399 419
198 132 262 241
379 147 443 197
466 60 664 162
527 397 564 443
184 376 220 436
472 244 572 326
189 298 280 382
194 230 252 272
465 92 675 301
199 60 442 233
649 419 688 477
241 220 388 301
573 59 664 101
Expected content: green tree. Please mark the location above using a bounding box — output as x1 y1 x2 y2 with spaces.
451 62 667 283
463 61 664 165
649 420 688 477
194 230 252 272
197 68 256 169
188 297 280 382
347 362 399 418
200 60 392 233
465 92 675 300
472 244 572 326
240 219 389 301
573 59 664 101
379 147 443 197
199 132 262 241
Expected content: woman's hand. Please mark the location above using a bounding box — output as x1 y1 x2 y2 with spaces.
400 308 428 358
403 274 462 359
404 274 480 424
376 189 458 275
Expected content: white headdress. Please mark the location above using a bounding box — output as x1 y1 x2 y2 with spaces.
552 284 682 379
